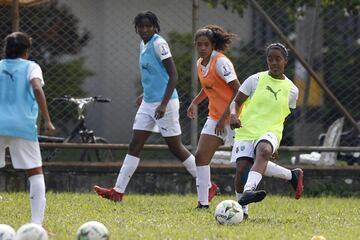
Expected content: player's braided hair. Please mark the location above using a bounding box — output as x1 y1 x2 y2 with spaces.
266 43 288 59
4 32 31 59
194 25 236 51
134 11 160 33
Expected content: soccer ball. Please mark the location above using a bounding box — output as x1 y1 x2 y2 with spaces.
311 236 326 240
0 224 16 240
15 223 48 240
214 200 244 225
76 221 109 240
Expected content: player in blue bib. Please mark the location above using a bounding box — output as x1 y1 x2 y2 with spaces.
94 11 219 202
0 32 55 225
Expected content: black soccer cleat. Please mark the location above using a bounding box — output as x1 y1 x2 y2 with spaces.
195 202 209 210
238 190 267 206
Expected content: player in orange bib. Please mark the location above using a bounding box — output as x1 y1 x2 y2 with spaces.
187 25 240 209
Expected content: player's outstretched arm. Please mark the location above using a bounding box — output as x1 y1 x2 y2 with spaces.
31 78 56 135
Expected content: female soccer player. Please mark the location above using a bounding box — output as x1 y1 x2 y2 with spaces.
94 11 218 202
0 32 56 224
230 43 304 207
187 25 240 209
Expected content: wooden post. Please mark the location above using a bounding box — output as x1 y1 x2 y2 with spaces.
11 0 20 32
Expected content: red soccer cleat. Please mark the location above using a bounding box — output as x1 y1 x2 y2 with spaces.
94 185 123 202
208 182 220 202
290 168 304 199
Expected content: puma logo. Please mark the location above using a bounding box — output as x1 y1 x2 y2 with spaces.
2 70 16 81
266 86 281 100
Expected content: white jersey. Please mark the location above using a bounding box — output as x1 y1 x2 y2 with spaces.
140 37 172 61
239 72 298 109
198 50 237 83
22 60 44 86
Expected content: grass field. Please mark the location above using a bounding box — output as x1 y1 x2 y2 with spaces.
0 192 359 240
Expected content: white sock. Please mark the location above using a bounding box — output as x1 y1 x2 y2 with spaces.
29 174 46 224
114 154 140 193
243 171 262 192
182 155 197 178
196 165 210 206
235 192 248 214
235 191 243 202
264 161 292 180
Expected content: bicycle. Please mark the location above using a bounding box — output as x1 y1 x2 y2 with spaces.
39 95 114 162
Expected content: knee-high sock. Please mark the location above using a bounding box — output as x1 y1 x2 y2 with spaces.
114 154 140 193
264 161 291 180
196 165 210 205
29 174 46 224
243 171 262 192
182 155 197 178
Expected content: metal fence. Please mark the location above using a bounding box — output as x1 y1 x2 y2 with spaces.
1 0 359 157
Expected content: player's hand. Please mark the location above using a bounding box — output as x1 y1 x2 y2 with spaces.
215 117 225 136
230 114 241 129
271 150 279 161
154 104 166 120
44 120 56 136
135 94 143 107
187 103 197 120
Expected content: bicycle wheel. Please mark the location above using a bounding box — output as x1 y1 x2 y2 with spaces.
79 137 114 162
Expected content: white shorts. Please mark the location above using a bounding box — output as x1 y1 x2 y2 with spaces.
133 98 181 137
201 117 235 146
0 136 42 169
230 132 278 164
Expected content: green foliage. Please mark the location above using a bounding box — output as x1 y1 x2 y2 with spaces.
321 6 360 123
43 58 94 124
0 1 93 133
1 193 360 239
167 31 194 99
203 0 359 18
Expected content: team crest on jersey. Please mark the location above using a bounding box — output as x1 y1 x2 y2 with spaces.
160 44 169 56
240 145 245 151
222 63 231 77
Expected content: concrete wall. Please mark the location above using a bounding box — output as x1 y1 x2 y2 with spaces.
57 0 252 143
1 163 360 196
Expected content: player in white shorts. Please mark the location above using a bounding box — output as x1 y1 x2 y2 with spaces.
94 11 218 202
230 43 304 216
187 25 241 209
0 32 55 225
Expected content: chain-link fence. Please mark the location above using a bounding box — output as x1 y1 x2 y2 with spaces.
1 0 359 161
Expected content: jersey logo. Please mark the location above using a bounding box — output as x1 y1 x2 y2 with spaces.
266 85 281 100
160 44 169 56
2 69 16 81
222 64 231 77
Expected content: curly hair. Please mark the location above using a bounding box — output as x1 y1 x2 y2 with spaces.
194 24 236 51
133 11 160 33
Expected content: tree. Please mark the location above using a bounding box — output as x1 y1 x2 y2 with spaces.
0 0 94 134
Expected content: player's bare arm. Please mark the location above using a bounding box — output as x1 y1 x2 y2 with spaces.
31 78 56 135
215 79 240 136
155 57 177 120
229 91 248 129
187 88 207 119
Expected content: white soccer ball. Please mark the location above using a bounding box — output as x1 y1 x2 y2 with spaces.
15 223 48 240
0 224 16 240
76 221 109 240
214 200 244 225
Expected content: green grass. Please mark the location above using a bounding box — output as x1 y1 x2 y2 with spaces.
0 192 359 239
